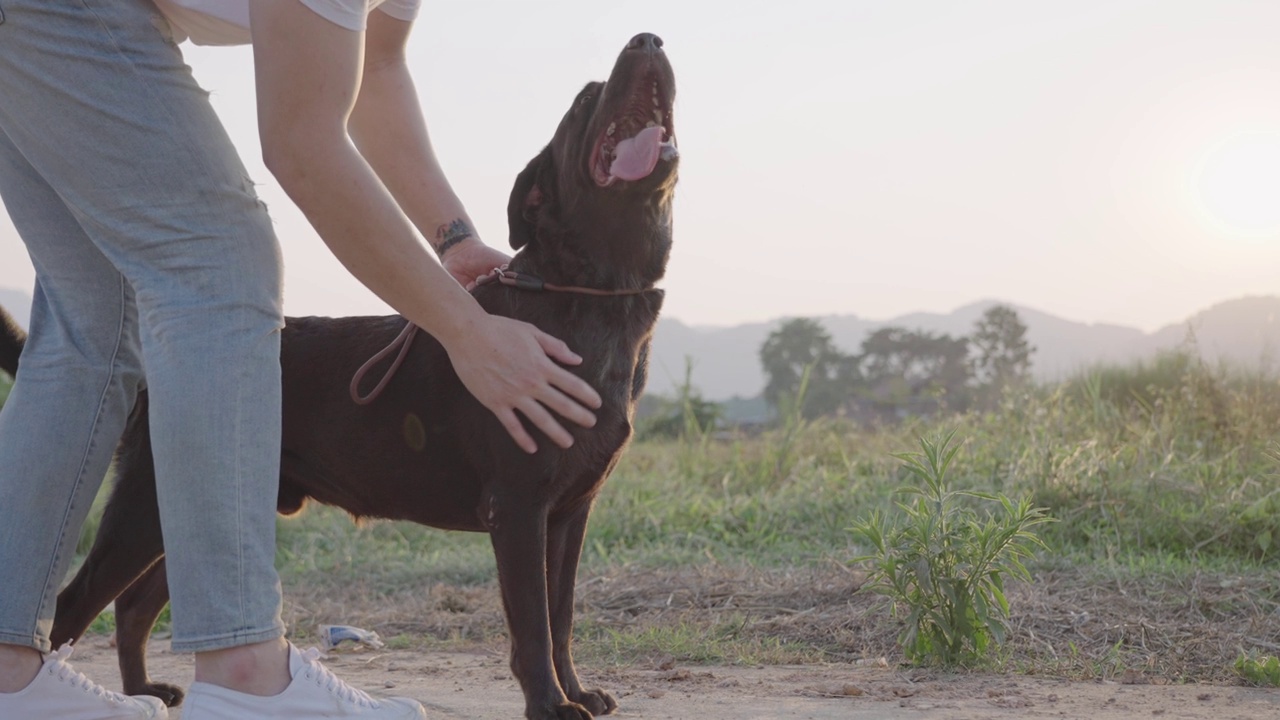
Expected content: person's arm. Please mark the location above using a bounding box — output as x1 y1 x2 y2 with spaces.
347 10 508 288
248 0 600 453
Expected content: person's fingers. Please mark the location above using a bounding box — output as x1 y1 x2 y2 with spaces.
537 383 597 429
531 331 601 409
545 363 602 414
516 398 575 449
535 330 584 366
495 407 538 454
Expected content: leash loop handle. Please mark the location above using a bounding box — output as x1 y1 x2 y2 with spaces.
349 321 419 405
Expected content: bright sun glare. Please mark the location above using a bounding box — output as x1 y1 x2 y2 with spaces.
1196 132 1280 239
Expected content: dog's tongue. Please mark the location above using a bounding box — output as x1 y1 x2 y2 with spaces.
609 126 665 181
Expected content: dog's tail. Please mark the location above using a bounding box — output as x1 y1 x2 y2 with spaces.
0 305 25 379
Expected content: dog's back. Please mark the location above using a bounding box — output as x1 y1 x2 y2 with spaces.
0 305 25 379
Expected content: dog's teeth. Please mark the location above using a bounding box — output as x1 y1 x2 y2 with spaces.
607 122 616 136
645 120 656 128
652 110 663 124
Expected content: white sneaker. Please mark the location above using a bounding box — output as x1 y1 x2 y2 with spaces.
183 644 426 719
0 643 168 719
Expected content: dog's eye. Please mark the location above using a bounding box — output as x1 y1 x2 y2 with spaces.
578 93 594 107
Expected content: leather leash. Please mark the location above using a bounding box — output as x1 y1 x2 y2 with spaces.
349 267 652 405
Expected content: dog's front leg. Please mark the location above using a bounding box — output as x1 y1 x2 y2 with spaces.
489 499 593 720
547 501 616 716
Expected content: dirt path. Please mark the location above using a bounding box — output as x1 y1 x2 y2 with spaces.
68 638 1280 720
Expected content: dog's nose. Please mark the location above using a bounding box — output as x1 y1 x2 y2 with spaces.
627 33 664 54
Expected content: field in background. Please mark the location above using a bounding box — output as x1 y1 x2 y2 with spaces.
63 351 1280 684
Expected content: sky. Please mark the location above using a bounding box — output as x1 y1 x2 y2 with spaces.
1 0 1279 332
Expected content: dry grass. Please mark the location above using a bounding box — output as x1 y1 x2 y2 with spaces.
1007 568 1280 682
276 563 1280 684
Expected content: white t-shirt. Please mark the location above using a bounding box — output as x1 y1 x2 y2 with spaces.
152 0 422 46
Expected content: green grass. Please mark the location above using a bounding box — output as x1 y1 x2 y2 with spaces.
594 352 1280 570
275 511 496 590
1235 652 1280 686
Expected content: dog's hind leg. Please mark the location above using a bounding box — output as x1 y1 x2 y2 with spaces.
50 466 164 650
547 501 616 716
488 498 592 720
51 403 173 703
114 560 183 706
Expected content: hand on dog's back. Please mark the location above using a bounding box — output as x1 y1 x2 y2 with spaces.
445 313 602 454
434 237 601 452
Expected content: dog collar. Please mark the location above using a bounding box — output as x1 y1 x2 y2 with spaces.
474 266 654 297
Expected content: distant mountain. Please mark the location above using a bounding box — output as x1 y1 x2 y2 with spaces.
1147 296 1279 367
0 288 30 331
2 287 1273 402
648 296 1280 400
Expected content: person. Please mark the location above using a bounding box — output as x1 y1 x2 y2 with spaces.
0 0 602 718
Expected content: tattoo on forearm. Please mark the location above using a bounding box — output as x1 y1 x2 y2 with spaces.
434 219 474 257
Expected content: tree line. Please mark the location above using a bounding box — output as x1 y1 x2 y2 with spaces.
760 305 1035 422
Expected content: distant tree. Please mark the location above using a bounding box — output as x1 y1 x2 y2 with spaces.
853 327 972 419
970 305 1035 402
759 318 851 419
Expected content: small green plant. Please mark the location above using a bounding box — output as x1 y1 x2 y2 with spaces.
384 634 414 650
1235 651 1280 686
638 358 721 442
853 431 1052 666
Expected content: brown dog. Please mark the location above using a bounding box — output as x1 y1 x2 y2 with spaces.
0 306 22 379
39 33 677 720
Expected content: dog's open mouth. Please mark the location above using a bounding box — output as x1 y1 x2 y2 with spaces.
591 74 678 187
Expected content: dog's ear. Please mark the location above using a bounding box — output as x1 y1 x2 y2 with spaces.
507 146 554 251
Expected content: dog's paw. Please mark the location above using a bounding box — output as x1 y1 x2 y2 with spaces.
142 681 185 707
528 701 594 720
569 688 618 716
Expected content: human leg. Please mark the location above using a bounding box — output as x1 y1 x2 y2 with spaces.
0 130 146 657
0 0 283 664
1 1 426 713
0 80 165 720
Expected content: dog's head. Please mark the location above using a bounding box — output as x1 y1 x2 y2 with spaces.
507 33 678 289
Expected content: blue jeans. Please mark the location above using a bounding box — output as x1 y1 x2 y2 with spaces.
0 0 287 654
